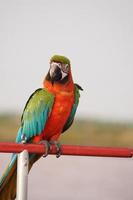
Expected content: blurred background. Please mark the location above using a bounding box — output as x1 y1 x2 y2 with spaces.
0 1 133 200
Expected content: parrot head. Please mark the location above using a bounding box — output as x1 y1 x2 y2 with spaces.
46 55 72 85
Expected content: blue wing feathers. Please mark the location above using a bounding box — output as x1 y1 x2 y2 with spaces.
16 127 22 143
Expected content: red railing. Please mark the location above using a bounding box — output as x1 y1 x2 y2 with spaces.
0 142 133 158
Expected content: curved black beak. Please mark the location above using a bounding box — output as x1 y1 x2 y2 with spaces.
50 65 62 84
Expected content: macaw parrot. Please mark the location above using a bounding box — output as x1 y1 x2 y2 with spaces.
0 55 82 200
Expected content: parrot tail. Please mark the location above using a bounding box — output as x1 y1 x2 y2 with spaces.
0 154 17 200
0 153 41 200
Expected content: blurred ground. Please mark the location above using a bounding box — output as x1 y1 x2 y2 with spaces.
0 114 133 200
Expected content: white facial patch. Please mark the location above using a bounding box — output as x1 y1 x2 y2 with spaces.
61 70 68 80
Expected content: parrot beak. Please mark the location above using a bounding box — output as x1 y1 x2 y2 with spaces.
50 64 62 84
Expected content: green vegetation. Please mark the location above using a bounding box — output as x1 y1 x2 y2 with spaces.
0 114 133 147
0 114 20 142
61 119 133 147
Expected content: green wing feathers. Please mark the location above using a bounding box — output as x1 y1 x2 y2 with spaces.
62 84 83 133
16 88 54 143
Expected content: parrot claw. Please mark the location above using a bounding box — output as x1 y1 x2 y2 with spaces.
39 140 62 158
39 140 51 157
49 141 62 158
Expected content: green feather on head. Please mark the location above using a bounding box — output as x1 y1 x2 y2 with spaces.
50 55 70 66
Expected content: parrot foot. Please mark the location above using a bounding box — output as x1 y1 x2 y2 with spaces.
49 141 62 158
39 140 51 157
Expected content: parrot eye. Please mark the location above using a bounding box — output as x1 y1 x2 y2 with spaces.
62 64 69 73
65 64 69 70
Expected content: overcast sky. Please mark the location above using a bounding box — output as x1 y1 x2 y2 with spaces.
0 0 133 121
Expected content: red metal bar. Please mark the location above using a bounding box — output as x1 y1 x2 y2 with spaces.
0 142 133 158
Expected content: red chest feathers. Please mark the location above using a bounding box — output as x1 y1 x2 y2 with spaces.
43 93 74 140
